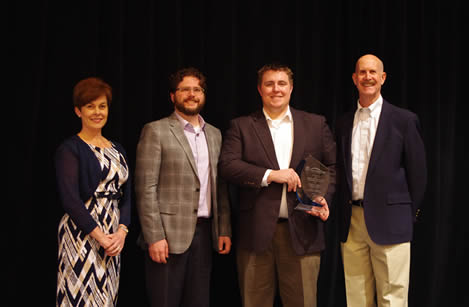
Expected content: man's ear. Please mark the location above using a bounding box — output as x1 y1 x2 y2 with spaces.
352 72 358 86
380 72 387 85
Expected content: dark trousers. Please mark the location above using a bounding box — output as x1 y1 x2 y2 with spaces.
144 220 213 307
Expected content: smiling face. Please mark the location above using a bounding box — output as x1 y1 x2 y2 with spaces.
352 54 387 106
74 95 108 132
258 70 293 119
170 76 206 116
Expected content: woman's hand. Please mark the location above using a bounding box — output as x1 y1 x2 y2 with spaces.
105 226 128 256
90 225 127 256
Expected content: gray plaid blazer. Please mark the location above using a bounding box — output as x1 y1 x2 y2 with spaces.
135 113 231 254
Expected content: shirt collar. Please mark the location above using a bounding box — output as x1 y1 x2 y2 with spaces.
174 111 206 132
357 95 383 119
263 106 292 123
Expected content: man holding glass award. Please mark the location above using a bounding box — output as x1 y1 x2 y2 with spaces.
219 63 336 307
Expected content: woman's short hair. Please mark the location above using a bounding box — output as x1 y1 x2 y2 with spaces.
73 77 112 109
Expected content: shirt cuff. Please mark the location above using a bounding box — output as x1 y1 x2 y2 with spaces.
261 169 272 187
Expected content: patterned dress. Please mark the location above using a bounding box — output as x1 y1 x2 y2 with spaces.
57 144 129 307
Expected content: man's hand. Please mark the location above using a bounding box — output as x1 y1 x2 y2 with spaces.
306 196 329 221
148 239 169 264
218 236 232 254
268 168 302 192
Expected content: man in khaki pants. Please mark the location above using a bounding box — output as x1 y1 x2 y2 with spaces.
335 54 427 307
220 63 336 307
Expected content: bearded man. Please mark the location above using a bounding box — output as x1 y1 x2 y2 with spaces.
135 67 232 307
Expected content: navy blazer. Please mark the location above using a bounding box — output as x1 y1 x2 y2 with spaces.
219 107 336 255
336 100 427 245
55 135 132 234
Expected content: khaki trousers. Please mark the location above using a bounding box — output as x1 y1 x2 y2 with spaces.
341 206 410 307
237 221 321 307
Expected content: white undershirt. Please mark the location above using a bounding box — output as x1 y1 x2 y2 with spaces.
351 96 383 200
261 107 294 218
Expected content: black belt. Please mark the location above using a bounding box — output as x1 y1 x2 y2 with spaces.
95 191 122 200
350 199 364 207
197 217 212 224
277 218 288 223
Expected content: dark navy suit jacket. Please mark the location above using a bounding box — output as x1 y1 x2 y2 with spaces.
336 100 427 245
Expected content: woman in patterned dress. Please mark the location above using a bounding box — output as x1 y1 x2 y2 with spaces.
55 77 131 306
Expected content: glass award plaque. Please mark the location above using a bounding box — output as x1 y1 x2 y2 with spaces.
294 154 330 211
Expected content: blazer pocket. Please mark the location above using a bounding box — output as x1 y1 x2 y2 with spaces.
159 203 179 215
387 193 412 206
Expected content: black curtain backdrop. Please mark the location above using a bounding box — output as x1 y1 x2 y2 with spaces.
9 0 466 306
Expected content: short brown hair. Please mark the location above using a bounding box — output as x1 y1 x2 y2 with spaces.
73 77 112 109
169 67 207 94
257 63 294 86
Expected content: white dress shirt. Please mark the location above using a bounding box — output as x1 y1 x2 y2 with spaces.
351 96 383 200
261 107 294 218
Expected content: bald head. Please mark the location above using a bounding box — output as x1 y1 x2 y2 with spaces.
355 54 384 73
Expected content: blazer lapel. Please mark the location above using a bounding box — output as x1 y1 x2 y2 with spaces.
168 114 199 177
204 125 218 181
251 111 280 169
204 125 218 219
366 100 391 179
289 108 305 170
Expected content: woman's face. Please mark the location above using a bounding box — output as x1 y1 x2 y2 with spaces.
74 95 108 132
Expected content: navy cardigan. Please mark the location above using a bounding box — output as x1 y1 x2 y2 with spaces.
55 135 131 234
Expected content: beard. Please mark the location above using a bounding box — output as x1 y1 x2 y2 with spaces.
174 97 205 116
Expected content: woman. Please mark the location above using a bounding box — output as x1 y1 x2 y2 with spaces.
55 77 131 306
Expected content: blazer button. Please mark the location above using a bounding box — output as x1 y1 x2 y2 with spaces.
195 188 200 192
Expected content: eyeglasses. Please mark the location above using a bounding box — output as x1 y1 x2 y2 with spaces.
176 87 205 94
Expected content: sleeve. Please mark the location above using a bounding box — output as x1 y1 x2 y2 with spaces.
134 123 165 245
320 116 337 208
207 128 230 237
404 114 427 215
216 169 232 237
55 143 98 234
218 119 268 188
